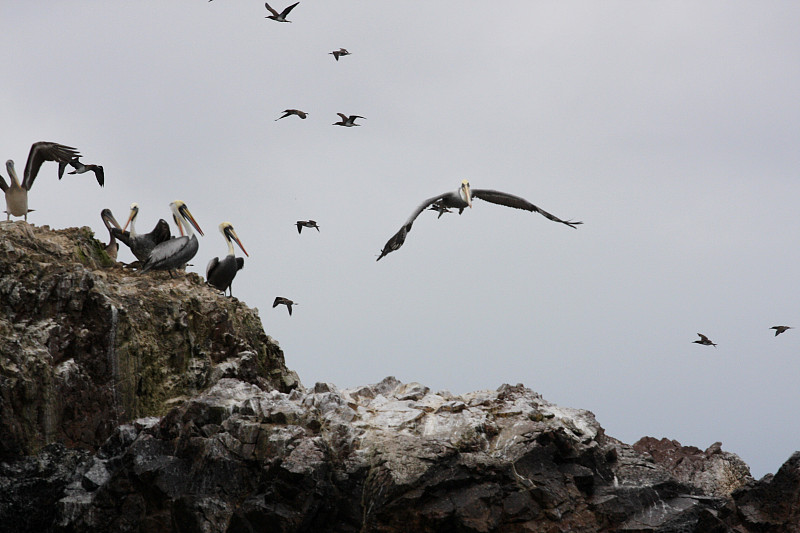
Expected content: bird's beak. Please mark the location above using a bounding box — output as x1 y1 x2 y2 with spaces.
102 209 122 230
122 207 137 231
179 203 204 236
227 226 249 257
462 182 472 208
173 214 185 236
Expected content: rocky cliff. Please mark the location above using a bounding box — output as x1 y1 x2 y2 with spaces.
1 222 798 532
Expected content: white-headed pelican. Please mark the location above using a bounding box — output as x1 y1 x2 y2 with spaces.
141 201 204 273
112 203 172 263
206 222 248 297
377 179 582 260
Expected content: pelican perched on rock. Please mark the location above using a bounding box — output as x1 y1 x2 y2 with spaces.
111 203 172 263
206 222 248 296
770 326 792 337
100 209 123 261
329 48 351 61
141 201 204 273
333 113 365 127
276 109 308 121
377 179 582 260
264 1 298 22
58 157 104 186
273 297 297 316
693 333 717 347
296 220 320 233
1 141 81 221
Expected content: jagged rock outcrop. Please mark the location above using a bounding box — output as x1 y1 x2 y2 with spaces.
1 222 799 532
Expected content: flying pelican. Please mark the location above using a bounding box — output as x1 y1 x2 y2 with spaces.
329 48 351 61
111 203 172 263
59 157 104 186
1 142 81 221
100 209 123 261
333 113 365 127
264 1 299 22
770 326 793 337
206 222 249 297
693 333 717 347
273 297 297 316
377 179 582 260
296 220 320 233
276 109 308 121
141 201 204 273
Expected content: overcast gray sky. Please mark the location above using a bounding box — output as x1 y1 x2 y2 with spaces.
3 1 799 479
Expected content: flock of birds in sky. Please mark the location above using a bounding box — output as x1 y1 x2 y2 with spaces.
1 2 795 342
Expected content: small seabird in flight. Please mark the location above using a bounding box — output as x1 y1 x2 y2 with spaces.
141 201 204 273
693 333 717 347
770 326 793 336
296 220 320 233
276 109 308 121
264 1 299 22
333 113 365 127
1 142 82 221
206 222 248 297
273 297 297 316
377 179 581 260
100 209 123 261
59 157 104 186
329 48 351 61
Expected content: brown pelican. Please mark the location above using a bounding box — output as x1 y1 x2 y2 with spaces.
264 1 298 22
377 179 582 260
770 326 793 336
100 209 123 261
206 222 248 297
276 109 308 121
58 157 104 186
111 203 172 263
273 297 297 316
329 48 351 61
693 333 717 347
1 142 81 221
333 113 365 127
296 220 320 233
141 201 204 273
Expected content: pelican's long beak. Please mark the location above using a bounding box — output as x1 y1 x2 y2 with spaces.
461 180 472 208
122 205 138 231
178 203 204 236
173 214 185 237
226 225 249 257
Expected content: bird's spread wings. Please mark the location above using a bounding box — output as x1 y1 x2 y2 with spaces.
152 219 172 245
0 175 8 193
281 2 299 16
377 192 451 260
264 2 279 16
206 257 220 279
470 189 582 228
22 142 80 190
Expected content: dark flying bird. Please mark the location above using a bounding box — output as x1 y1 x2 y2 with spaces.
111 203 172 263
264 1 299 22
206 222 248 297
100 209 123 261
59 157 104 186
333 113 365 127
377 179 582 260
770 326 793 336
276 109 308 121
273 297 297 316
141 201 204 273
1 142 81 221
296 220 320 233
693 333 717 347
329 48 351 61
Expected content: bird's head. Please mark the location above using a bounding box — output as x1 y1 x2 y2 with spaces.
5 160 18 185
172 200 204 236
459 179 472 208
220 221 249 257
122 203 140 231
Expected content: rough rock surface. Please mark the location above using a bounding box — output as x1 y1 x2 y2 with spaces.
1 223 799 532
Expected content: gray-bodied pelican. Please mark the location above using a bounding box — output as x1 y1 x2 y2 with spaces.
273 297 297 316
333 113 365 127
276 109 308 121
111 203 172 263
693 333 717 347
141 201 204 273
265 1 298 22
329 48 350 61
771 326 792 337
59 157 104 186
377 179 582 260
206 222 248 296
1 142 81 221
100 209 122 261
296 220 320 233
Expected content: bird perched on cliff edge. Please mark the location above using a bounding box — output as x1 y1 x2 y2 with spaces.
206 222 248 297
112 203 172 264
141 200 204 274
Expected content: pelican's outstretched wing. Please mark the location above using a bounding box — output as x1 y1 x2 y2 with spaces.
377 192 452 261
22 142 80 190
0 175 8 193
470 189 582 228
